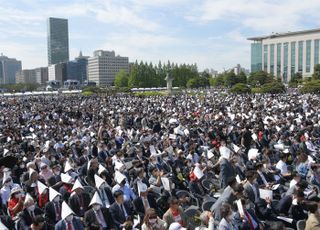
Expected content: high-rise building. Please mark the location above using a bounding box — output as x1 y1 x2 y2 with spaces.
47 17 69 65
88 50 129 86
35 67 48 85
248 28 320 83
66 52 89 83
16 67 48 85
48 63 67 83
0 54 22 84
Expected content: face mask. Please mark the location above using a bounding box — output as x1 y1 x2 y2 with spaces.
149 218 157 224
120 157 125 160
20 164 25 169
65 215 73 222
93 204 101 211
53 196 60 203
27 204 35 212
54 170 61 175
163 157 169 161
15 193 22 199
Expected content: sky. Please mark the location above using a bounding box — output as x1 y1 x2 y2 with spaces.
1 0 320 72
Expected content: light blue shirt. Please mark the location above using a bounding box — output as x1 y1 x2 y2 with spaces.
112 184 136 201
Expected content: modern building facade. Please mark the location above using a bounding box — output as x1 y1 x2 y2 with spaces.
88 50 129 86
48 63 67 83
16 69 37 84
66 52 88 83
0 54 22 84
248 28 320 83
16 67 48 85
47 17 69 65
35 67 48 85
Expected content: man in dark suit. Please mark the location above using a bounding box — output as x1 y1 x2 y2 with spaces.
45 187 63 225
219 149 236 189
255 197 278 221
234 198 261 230
68 180 91 217
243 170 260 204
84 192 115 230
94 175 114 208
109 190 134 230
55 201 84 230
132 182 157 219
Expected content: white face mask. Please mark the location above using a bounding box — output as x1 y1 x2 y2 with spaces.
27 204 35 212
53 196 60 203
15 193 22 199
93 204 101 211
149 218 157 224
65 215 73 222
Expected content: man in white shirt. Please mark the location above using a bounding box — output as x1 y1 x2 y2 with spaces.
276 153 291 178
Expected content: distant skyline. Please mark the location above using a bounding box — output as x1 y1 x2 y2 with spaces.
1 0 320 71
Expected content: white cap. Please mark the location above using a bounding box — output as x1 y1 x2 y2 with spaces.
61 173 73 184
29 168 37 177
49 187 61 202
0 220 8 230
2 171 11 185
61 201 74 220
37 180 48 194
98 164 107 175
89 191 103 207
94 174 105 189
169 222 186 230
64 161 73 173
71 179 84 192
114 171 126 184
219 146 231 160
248 149 260 160
24 193 33 204
137 181 148 196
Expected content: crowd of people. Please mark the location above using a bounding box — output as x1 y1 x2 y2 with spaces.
0 91 320 230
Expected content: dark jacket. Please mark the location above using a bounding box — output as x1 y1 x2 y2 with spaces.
109 201 134 230
68 192 91 217
84 207 115 230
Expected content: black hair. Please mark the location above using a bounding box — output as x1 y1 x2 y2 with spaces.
113 190 124 199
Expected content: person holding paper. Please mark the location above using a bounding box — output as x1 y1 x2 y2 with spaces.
218 203 238 230
141 208 165 230
219 149 236 189
195 211 214 230
243 171 260 204
275 153 291 178
233 198 261 230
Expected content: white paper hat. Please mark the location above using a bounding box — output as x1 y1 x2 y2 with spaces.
3 149 9 156
29 168 37 177
37 180 48 194
248 148 260 160
71 179 84 192
94 174 105 189
0 220 8 230
98 164 107 175
137 181 148 196
49 187 61 202
61 201 74 219
274 144 284 150
64 161 73 173
24 193 33 204
89 191 103 207
60 173 73 184
219 146 231 160
2 171 11 184
114 161 124 171
114 171 126 184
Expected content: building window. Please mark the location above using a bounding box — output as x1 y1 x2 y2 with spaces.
277 43 281 77
306 40 311 73
283 42 288 83
298 41 303 73
270 44 275 75
315 39 320 65
263 45 268 71
291 42 296 74
251 42 262 72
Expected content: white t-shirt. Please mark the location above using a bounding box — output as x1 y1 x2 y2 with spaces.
276 160 288 174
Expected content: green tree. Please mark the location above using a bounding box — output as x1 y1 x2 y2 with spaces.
289 72 303 87
300 80 320 93
186 76 209 88
114 69 129 87
237 71 247 84
248 71 273 86
261 81 285 94
312 64 320 80
224 71 237 87
229 83 251 94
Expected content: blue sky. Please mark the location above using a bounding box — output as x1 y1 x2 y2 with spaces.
1 0 320 71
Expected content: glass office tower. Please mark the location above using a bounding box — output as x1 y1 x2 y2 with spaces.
47 17 69 65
